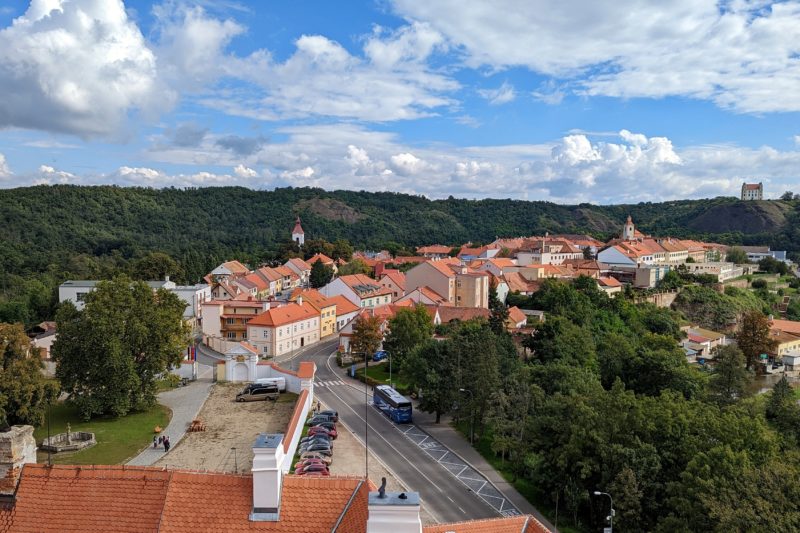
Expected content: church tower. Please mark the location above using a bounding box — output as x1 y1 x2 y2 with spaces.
621 215 635 241
292 217 305 246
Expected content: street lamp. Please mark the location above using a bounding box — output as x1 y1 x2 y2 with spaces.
459 388 474 445
593 491 615 533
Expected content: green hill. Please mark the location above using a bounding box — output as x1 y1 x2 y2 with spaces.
1 185 799 324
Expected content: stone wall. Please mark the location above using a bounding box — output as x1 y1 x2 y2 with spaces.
0 426 36 496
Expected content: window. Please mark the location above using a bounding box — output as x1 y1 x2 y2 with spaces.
294 325 297 332
226 318 235 325
263 330 269 339
227 332 236 339
300 323 304 331
263 346 269 354
76 292 88 302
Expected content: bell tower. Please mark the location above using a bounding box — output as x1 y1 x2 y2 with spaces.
292 217 305 246
621 215 635 241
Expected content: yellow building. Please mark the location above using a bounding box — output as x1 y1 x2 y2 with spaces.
290 289 338 339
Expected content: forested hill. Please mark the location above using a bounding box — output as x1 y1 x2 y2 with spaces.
3 185 800 274
2 185 800 324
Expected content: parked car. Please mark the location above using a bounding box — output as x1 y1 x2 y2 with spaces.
372 351 388 362
310 421 336 432
318 410 339 422
308 426 337 440
295 458 327 469
300 451 332 465
300 447 332 458
299 443 332 454
299 438 332 450
306 415 335 426
236 384 279 402
295 463 330 476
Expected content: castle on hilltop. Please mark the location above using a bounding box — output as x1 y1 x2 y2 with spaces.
741 182 763 201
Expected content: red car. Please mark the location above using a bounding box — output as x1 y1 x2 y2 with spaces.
308 426 337 440
295 463 330 476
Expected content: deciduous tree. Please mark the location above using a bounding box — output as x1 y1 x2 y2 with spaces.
350 314 383 358
383 304 433 368
53 276 189 420
707 345 751 405
0 323 59 428
309 259 333 288
736 310 777 371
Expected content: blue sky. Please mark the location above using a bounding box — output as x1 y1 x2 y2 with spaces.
1 0 800 203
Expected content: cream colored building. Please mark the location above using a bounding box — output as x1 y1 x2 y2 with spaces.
246 300 321 358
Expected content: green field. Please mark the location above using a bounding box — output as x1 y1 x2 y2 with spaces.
33 402 171 465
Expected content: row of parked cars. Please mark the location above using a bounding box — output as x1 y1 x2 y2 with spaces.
295 410 339 476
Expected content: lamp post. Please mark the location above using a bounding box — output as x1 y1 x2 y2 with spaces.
459 388 474 445
593 491 615 533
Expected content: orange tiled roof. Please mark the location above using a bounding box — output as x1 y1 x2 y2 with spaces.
248 302 320 327
308 253 334 265
380 269 406 291
424 515 550 533
508 306 527 324
9 464 371 533
286 257 312 271
327 294 360 315
257 267 283 283
392 255 428 264
504 272 541 294
274 266 298 279
771 319 800 336
338 274 393 298
284 390 308 453
223 260 251 274
292 289 335 311
419 286 449 303
421 260 457 278
243 272 270 292
417 245 452 254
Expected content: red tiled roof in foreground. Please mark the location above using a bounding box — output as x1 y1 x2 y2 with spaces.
424 515 550 533
7 464 370 533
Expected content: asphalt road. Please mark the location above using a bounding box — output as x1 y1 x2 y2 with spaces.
289 338 500 524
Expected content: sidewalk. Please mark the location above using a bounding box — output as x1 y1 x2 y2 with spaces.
413 408 557 532
127 365 214 466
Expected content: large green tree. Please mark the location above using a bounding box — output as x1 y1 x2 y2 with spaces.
725 247 750 264
309 259 334 288
52 276 189 420
350 314 383 358
707 345 751 405
736 310 777 371
405 341 458 423
0 323 59 428
338 258 371 276
129 252 184 283
383 304 433 368
766 375 800 440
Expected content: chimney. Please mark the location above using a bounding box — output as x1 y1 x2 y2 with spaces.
250 433 285 521
0 426 36 497
367 482 422 533
297 296 303 306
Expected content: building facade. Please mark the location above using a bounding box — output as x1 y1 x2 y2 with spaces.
741 182 763 200
246 301 321 357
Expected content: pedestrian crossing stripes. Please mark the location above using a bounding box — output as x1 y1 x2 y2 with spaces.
315 379 344 388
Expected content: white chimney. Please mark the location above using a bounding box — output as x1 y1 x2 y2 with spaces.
297 296 303 306
367 481 422 533
250 433 285 521
0 425 36 497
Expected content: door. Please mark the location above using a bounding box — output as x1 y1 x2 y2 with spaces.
300 337 305 347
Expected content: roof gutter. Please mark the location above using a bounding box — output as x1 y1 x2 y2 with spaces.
331 479 365 532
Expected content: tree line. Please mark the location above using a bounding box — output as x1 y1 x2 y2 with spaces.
378 278 800 531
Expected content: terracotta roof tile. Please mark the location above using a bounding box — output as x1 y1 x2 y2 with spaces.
248 302 320 327
417 245 452 254
308 253 334 265
508 306 527 324
327 295 360 315
424 515 550 532
771 319 800 336
284 390 309 453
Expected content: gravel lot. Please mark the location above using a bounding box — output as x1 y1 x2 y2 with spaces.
154 383 296 473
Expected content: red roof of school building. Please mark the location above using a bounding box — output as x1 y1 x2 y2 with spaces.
248 302 320 327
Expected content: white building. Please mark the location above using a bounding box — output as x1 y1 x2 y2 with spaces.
291 217 305 247
59 278 178 311
246 300 321 358
320 274 393 309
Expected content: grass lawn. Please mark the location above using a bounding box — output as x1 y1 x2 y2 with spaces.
355 362 410 392
33 402 170 465
452 420 585 533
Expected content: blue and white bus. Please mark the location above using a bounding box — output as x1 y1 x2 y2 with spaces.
373 385 413 423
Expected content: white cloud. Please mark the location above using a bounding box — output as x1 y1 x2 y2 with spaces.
233 164 258 178
0 153 10 177
392 0 800 113
794 135 800 147
478 82 516 105
0 0 168 137
10 125 800 203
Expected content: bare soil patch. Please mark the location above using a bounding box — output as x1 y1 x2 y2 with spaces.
154 383 296 473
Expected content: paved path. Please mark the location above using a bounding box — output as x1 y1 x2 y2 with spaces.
127 364 214 466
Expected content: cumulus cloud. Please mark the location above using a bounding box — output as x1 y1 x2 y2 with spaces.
0 0 168 136
233 164 258 178
392 0 800 113
478 82 516 105
169 123 209 147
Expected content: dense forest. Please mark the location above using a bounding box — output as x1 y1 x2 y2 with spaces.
2 185 800 325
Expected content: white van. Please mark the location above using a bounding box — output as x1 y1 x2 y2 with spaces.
256 377 286 392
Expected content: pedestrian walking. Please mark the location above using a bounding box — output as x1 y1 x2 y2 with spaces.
153 436 158 449
163 436 170 453
158 435 164 447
